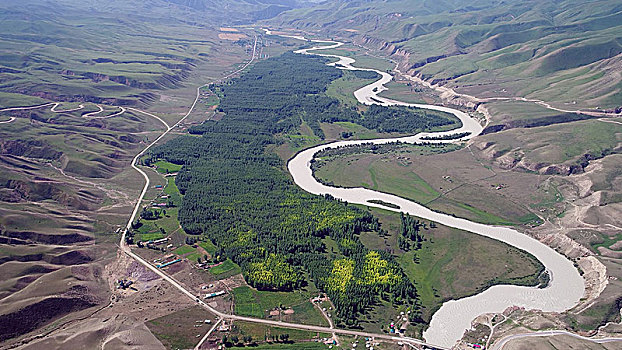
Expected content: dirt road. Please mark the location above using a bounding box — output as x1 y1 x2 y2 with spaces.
117 34 446 349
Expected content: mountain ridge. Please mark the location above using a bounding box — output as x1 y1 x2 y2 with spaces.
269 0 622 110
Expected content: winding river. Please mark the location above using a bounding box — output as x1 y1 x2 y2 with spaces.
279 35 585 347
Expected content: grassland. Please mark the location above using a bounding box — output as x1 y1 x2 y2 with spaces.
0 102 164 343
232 286 328 326
590 233 622 254
147 305 216 350
230 321 328 345
210 259 242 276
313 143 539 226
0 0 297 108
134 174 184 242
316 151 440 204
274 124 325 162
272 1 622 110
563 257 622 332
154 160 182 174
173 245 195 256
0 16 211 106
377 80 434 105
233 286 265 318
319 121 405 141
482 100 573 125
477 118 621 174
199 240 218 255
360 207 544 335
326 71 380 106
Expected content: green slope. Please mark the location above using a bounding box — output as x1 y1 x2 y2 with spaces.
269 0 622 110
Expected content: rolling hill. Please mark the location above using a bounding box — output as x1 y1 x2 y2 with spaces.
1 0 621 348
268 1 622 341
0 0 314 345
0 0 317 108
270 0 622 110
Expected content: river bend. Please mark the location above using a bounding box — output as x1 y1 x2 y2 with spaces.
281 37 584 348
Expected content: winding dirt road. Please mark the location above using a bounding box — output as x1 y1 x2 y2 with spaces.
3 29 618 350
0 102 127 122
115 34 446 350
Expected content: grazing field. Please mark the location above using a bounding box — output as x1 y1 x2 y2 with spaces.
482 100 573 124
199 240 218 255
153 160 183 174
147 306 216 350
173 245 195 256
0 0 293 108
133 174 184 242
326 70 381 106
563 257 622 332
136 229 166 242
360 207 545 335
210 259 242 276
377 80 436 105
274 124 324 162
233 286 265 318
476 118 621 175
313 143 540 226
232 286 328 326
319 121 401 141
315 148 441 204
229 321 328 345
0 101 170 343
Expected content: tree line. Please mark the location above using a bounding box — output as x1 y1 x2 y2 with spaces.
147 52 427 326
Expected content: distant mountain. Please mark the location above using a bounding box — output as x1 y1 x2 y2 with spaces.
0 0 317 107
270 0 622 109
163 0 319 23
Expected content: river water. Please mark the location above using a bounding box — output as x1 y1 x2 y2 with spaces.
281 37 585 348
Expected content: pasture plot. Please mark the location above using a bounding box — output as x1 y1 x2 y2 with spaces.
476 119 621 172
314 143 544 226
326 70 382 106
147 306 216 350
231 286 327 326
154 160 182 174
210 259 242 277
229 320 327 345
377 79 435 105
357 207 544 337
